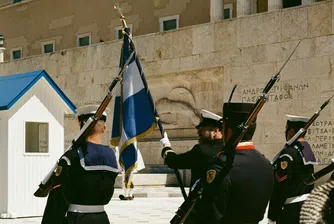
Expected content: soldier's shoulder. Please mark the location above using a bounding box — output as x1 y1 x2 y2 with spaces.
64 147 79 156
292 140 312 151
192 143 202 151
102 145 117 157
60 148 79 165
277 146 297 162
280 145 298 155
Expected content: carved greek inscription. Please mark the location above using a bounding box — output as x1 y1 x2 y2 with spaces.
241 83 309 103
65 115 76 121
76 100 102 107
64 139 72 150
306 120 334 164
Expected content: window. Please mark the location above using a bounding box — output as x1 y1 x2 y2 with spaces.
25 122 49 153
159 15 179 32
224 3 233 19
11 47 22 60
77 33 91 47
13 0 22 3
283 0 301 8
115 24 133 40
41 40 55 54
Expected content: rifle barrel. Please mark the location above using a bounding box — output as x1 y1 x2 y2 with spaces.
304 161 334 185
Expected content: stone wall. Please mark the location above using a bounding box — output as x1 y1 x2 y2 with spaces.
0 1 334 183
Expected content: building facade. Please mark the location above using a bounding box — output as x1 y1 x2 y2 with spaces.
0 0 324 61
0 0 333 186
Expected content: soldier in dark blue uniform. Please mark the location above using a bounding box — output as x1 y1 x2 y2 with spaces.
160 109 223 188
268 115 317 224
188 102 274 224
42 105 121 224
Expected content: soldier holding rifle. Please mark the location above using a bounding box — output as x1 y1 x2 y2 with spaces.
165 39 300 224
268 115 317 224
267 93 334 224
186 100 274 224
42 105 121 224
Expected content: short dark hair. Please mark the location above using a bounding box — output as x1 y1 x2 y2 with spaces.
78 114 107 122
287 120 307 137
78 115 106 130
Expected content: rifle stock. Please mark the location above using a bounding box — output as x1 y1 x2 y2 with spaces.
34 50 134 198
34 117 98 197
170 182 202 224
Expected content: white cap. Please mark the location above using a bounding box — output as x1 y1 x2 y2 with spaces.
201 109 222 121
196 109 222 129
77 105 107 116
286 114 309 123
77 105 108 121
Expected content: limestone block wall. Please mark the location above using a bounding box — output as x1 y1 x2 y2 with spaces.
0 1 333 179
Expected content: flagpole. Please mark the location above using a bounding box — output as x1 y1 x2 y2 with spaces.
131 36 188 200
114 4 188 200
130 38 188 200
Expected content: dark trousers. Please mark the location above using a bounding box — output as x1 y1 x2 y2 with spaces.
64 211 109 224
278 202 303 224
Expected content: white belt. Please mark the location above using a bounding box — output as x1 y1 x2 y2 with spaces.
284 193 309 204
68 204 105 213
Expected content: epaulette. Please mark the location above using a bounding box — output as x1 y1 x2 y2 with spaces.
60 149 78 166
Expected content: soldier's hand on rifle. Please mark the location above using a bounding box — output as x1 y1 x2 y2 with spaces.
160 132 171 148
268 219 276 224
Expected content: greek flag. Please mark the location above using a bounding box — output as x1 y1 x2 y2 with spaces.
110 28 157 187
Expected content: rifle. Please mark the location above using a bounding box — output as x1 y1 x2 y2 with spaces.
34 49 135 198
170 40 301 224
304 158 334 185
271 94 334 164
113 3 188 200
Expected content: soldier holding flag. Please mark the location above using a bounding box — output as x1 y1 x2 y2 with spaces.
160 109 223 189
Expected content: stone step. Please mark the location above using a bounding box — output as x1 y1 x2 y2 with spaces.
112 186 190 198
139 164 175 174
115 172 186 188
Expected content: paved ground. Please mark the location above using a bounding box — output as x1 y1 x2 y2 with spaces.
0 197 269 224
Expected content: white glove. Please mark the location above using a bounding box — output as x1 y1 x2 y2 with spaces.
268 219 276 224
160 132 171 148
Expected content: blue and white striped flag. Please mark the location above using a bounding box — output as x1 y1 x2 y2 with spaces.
110 28 157 187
